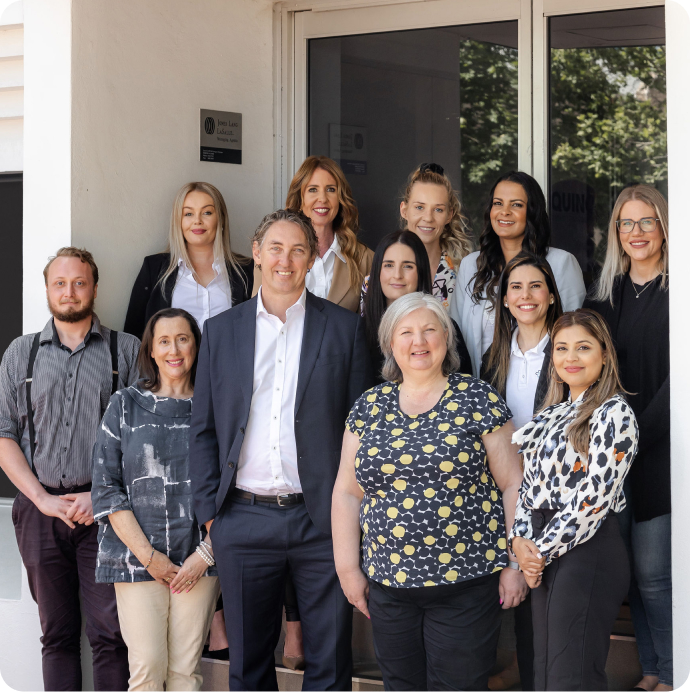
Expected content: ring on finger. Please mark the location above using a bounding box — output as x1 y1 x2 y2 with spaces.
186 580 192 585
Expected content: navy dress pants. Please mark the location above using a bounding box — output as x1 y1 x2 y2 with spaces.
211 497 353 691
12 490 129 692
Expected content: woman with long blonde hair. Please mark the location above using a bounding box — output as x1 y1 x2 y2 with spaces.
124 182 253 339
584 184 671 692
510 309 638 690
252 156 373 313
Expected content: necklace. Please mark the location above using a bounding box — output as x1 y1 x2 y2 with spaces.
630 274 656 299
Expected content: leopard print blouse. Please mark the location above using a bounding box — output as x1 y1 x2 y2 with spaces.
508 392 638 564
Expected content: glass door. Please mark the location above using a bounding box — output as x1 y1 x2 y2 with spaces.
534 0 666 284
291 0 531 247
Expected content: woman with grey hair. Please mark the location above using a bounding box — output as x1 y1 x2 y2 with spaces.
332 292 526 690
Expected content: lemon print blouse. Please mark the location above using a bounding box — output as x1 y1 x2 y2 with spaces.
346 372 512 588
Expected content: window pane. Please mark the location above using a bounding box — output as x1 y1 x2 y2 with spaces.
309 22 519 250
549 7 666 285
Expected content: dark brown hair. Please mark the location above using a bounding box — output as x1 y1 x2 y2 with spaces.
43 247 99 285
541 309 625 459
285 155 368 292
486 252 562 397
137 308 202 392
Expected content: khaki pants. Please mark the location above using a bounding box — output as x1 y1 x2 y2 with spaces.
115 576 220 691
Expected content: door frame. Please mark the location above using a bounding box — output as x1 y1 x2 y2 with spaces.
275 0 664 207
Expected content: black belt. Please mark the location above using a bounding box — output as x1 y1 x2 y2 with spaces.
231 488 304 507
42 482 92 496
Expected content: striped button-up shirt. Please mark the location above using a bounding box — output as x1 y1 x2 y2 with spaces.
0 315 140 488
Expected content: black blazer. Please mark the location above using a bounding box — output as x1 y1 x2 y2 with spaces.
189 291 373 534
584 276 669 521
480 338 552 416
123 252 254 339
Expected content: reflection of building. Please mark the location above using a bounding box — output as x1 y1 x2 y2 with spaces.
0 1 689 690
551 180 596 284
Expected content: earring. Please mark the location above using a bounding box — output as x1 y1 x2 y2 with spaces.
550 298 554 304
504 302 508 308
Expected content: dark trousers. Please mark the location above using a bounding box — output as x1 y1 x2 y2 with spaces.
368 572 502 691
12 490 129 691
211 498 353 691
531 509 629 691
514 592 534 691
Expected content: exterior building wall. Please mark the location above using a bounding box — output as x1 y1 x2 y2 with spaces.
0 0 23 173
3 0 690 690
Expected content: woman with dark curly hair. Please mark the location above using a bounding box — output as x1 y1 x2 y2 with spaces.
451 172 585 377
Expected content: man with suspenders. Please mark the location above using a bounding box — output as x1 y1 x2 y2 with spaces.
0 247 140 691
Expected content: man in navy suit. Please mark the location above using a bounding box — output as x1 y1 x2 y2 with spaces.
190 209 372 691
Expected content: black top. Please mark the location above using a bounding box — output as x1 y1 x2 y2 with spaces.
346 373 512 588
480 339 552 416
123 252 254 340
371 319 472 385
584 274 669 522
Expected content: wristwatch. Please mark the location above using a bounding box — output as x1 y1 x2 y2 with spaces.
507 560 520 571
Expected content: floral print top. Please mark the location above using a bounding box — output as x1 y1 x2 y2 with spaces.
346 373 511 588
360 252 457 315
508 392 638 564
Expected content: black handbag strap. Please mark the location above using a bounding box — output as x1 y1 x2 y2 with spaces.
25 330 120 470
25 332 41 471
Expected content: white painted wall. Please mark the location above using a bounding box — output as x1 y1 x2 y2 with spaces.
666 1 690 687
70 0 276 331
22 0 71 333
0 1 24 173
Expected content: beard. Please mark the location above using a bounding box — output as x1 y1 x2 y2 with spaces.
48 295 95 324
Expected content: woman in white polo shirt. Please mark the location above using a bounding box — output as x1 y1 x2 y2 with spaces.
480 252 563 691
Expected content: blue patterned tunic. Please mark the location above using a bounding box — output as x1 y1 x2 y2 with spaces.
92 382 214 583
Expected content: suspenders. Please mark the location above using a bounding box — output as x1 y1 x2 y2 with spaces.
24 329 120 469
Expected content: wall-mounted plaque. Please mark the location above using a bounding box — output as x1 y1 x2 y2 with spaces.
200 109 242 164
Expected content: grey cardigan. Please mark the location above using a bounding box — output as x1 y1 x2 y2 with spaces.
92 382 215 583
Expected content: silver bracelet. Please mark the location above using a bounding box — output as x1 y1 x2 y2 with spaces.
200 540 214 558
507 560 520 571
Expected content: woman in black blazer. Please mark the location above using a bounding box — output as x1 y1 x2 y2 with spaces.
584 184 671 692
124 181 252 661
480 252 563 692
124 182 253 340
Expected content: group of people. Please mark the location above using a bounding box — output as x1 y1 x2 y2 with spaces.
0 155 670 692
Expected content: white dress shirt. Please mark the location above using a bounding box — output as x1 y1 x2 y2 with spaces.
236 287 307 495
305 235 346 299
171 258 232 331
505 329 549 431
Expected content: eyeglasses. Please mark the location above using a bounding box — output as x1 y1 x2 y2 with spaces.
616 217 659 233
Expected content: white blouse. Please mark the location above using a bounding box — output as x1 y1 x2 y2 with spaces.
305 235 345 299
171 259 232 331
505 330 549 431
509 393 638 563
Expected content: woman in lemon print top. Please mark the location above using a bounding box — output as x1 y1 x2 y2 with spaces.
332 292 526 691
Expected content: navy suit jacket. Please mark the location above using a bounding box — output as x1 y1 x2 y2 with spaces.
189 290 372 535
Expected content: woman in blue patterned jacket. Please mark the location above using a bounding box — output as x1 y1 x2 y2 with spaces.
92 308 219 692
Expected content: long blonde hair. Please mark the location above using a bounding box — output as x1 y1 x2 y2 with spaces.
400 164 473 267
285 156 369 293
540 310 626 459
160 182 245 293
594 184 668 304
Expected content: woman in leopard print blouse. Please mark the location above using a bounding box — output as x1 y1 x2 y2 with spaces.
510 309 639 691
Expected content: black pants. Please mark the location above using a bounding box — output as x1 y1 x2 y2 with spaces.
531 509 630 691
515 592 535 691
12 489 129 691
211 497 352 691
368 572 502 691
